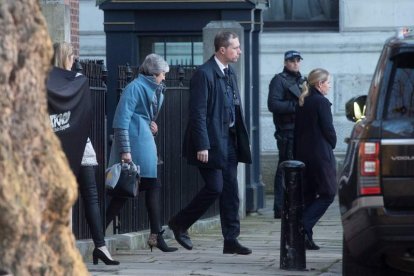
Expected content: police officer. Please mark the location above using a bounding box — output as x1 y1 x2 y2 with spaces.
267 50 305 219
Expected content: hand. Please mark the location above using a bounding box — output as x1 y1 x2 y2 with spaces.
121 152 132 163
197 150 208 163
150 121 158 135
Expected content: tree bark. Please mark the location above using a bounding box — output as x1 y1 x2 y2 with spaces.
0 1 88 275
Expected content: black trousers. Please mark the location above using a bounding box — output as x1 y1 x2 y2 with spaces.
78 165 105 247
303 194 335 239
105 178 162 234
172 133 240 241
273 129 294 214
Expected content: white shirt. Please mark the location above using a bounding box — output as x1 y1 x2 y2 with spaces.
214 56 235 127
214 55 227 75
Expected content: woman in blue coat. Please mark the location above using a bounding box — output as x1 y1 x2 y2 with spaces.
294 68 337 250
105 54 177 252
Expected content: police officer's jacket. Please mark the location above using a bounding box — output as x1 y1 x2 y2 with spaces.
267 67 303 132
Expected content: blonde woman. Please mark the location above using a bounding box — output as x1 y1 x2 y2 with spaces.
294 68 337 250
50 42 119 265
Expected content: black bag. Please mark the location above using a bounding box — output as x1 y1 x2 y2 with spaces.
106 161 140 198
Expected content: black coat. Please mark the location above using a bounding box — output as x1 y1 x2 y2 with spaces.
183 55 252 169
47 67 92 177
294 88 337 198
267 67 303 132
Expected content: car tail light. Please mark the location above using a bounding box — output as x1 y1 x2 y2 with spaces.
358 142 381 195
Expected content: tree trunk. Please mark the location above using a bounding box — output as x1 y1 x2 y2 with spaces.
0 1 88 275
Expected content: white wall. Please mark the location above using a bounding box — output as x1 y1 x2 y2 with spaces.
41 1 71 43
340 0 414 31
260 31 394 155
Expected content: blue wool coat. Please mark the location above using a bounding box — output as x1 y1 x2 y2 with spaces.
108 74 164 178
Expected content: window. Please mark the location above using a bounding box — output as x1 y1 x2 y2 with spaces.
263 0 339 31
139 36 203 66
385 53 414 119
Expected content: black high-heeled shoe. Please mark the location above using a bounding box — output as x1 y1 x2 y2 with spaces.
147 230 178 252
92 248 120 265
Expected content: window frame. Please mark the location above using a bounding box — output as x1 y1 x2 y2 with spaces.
138 35 203 66
262 0 339 32
383 53 414 119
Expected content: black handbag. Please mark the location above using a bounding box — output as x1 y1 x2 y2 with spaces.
106 161 140 198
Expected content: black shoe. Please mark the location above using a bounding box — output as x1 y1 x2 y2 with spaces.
148 230 178 252
305 235 320 250
274 211 281 219
168 220 193 250
92 248 120 265
223 240 252 255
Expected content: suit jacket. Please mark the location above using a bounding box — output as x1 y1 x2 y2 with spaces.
183 55 252 169
294 87 337 197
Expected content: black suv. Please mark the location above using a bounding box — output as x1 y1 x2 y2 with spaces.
338 28 414 275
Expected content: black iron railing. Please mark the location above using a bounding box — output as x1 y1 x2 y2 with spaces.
72 59 107 240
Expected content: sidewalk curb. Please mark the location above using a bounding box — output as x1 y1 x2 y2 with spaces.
76 215 220 261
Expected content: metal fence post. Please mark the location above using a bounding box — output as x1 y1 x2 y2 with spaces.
74 58 83 73
279 160 306 271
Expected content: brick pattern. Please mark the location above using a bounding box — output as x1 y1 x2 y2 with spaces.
70 0 79 57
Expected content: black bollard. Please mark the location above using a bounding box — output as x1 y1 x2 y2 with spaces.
279 160 306 271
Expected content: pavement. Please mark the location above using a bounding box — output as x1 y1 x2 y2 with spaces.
83 195 343 276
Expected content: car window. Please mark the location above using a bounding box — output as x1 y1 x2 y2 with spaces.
365 46 389 120
384 53 414 119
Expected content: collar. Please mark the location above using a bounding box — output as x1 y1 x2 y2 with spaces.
310 86 323 96
214 55 227 74
138 74 159 90
283 66 302 78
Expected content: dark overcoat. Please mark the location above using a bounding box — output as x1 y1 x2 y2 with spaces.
183 55 252 169
294 87 337 199
267 67 303 132
47 67 92 177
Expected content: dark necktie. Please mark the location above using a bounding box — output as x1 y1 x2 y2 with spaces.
223 68 235 127
224 67 229 76
224 68 231 86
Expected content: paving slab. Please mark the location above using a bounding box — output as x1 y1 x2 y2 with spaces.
86 196 343 276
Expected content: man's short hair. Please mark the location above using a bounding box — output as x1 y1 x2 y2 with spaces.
214 31 239 52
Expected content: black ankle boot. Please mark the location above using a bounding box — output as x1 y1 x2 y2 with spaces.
305 235 320 250
147 230 178 252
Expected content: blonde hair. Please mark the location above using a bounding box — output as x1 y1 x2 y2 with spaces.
299 68 330 106
52 42 73 70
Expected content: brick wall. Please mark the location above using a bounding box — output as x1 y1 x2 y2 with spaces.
70 0 79 56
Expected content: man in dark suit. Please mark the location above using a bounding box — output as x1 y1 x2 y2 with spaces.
168 31 252 255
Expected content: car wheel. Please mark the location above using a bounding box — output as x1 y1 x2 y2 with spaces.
342 235 384 276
